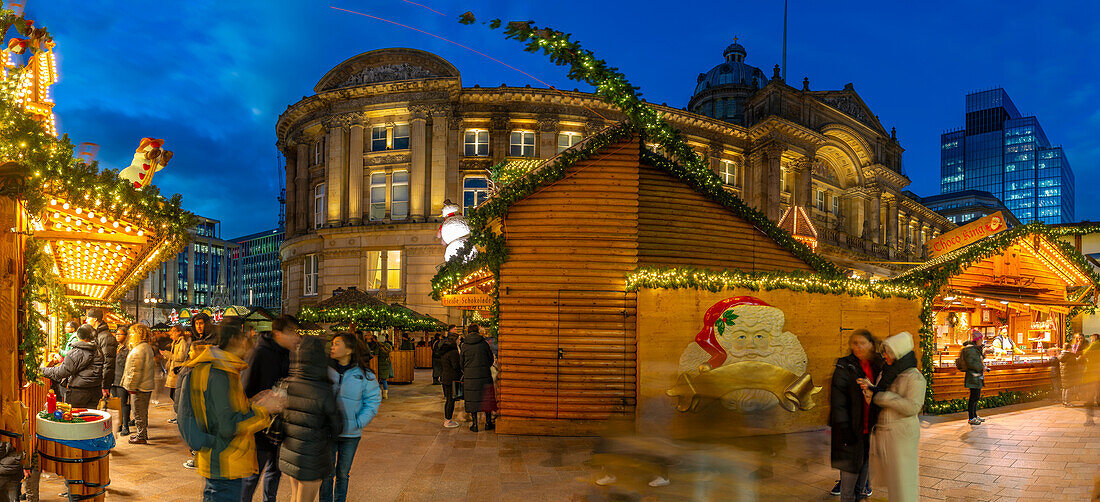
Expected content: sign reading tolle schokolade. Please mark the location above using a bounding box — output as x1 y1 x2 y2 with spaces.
926 211 1008 258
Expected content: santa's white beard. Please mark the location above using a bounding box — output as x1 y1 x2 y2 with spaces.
677 332 808 413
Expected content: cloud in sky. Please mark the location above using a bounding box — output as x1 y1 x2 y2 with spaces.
35 0 1100 234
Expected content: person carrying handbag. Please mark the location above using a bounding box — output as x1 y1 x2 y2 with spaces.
321 333 381 502
439 337 463 428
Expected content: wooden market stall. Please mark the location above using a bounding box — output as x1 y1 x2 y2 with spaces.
890 225 1097 403
430 123 930 436
297 287 445 383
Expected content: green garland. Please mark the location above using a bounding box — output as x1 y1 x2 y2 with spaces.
297 305 444 332
626 267 924 299
924 389 1049 415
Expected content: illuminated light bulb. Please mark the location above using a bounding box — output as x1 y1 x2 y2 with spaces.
112 222 119 228
100 217 106 223
75 208 81 214
50 199 56 205
62 203 69 209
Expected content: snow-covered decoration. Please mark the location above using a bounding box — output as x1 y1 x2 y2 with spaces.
119 137 173 190
439 199 476 263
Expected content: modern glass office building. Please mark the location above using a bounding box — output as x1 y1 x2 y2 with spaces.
229 229 284 310
940 88 1074 224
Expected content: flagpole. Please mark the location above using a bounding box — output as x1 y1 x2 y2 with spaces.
782 0 788 81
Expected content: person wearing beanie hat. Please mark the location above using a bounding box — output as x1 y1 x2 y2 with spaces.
859 332 925 502
961 329 986 425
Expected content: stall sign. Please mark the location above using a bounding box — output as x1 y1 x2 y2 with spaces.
926 212 1007 258
441 293 493 308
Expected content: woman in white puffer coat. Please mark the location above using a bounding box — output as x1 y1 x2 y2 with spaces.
858 331 925 502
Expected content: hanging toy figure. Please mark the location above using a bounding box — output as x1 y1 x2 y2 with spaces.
439 199 477 262
119 137 173 189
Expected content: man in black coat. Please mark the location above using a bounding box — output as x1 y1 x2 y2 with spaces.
42 324 104 408
460 325 495 432
240 315 301 502
86 308 116 402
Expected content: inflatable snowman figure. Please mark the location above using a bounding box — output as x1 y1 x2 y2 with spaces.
439 199 477 262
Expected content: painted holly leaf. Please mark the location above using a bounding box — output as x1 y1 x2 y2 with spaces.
458 12 476 25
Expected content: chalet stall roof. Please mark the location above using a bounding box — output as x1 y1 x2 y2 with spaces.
298 287 444 331
888 223 1098 310
431 123 841 299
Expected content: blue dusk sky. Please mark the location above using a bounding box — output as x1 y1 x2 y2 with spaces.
34 0 1100 237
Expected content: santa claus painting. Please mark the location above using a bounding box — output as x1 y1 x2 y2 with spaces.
673 296 812 413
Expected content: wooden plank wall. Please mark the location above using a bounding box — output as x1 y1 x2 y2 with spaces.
0 196 24 440
497 137 640 434
637 162 814 273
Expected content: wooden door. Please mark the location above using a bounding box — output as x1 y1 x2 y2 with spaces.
555 289 635 420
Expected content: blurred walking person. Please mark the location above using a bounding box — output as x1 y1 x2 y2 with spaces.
828 329 880 501
163 325 190 424
860 332 926 502
960 329 986 425
321 333 381 502
87 308 117 405
367 333 393 399
241 315 301 502
41 324 103 408
439 336 462 428
111 327 132 437
122 323 157 444
279 336 342 502
1084 334 1100 425
177 323 278 502
461 325 495 432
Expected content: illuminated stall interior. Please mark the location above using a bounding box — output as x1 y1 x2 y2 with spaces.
895 231 1096 401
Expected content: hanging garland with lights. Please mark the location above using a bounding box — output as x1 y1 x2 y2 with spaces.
297 304 444 332
0 10 194 382
924 389 1049 415
626 267 925 298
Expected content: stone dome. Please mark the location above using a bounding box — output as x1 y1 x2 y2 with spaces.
692 41 768 96
688 40 769 125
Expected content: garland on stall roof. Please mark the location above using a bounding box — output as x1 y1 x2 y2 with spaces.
456 14 842 278
18 241 76 382
297 304 444 332
625 267 925 298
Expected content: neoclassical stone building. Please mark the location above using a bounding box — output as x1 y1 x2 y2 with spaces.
276 45 951 320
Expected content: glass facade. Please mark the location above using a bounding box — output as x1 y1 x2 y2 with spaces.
229 229 284 309
940 88 1074 224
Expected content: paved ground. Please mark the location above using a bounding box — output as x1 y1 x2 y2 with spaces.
34 370 1100 501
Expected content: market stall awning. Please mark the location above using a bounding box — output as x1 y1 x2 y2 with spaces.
437 266 495 311
37 196 184 302
298 287 444 331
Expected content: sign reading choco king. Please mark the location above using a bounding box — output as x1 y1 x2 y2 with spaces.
925 211 1007 259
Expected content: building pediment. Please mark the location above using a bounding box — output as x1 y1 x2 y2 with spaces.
808 88 886 135
314 48 461 93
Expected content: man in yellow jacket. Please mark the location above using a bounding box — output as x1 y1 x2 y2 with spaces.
176 323 282 501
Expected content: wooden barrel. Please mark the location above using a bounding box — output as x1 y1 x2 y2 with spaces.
414 346 432 368
390 350 414 383
38 438 109 502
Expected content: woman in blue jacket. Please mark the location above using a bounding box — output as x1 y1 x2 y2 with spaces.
321 333 382 502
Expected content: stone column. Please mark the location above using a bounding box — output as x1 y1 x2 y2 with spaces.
283 143 296 236
795 157 813 208
348 123 364 225
326 123 346 226
708 144 721 181
886 197 899 250
763 143 785 221
850 194 866 237
429 107 451 216
538 116 557 160
409 106 429 220
295 142 308 235
869 191 882 243
490 115 509 163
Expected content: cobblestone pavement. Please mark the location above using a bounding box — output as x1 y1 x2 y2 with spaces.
36 370 1100 501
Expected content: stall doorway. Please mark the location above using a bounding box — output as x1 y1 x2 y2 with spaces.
555 289 633 420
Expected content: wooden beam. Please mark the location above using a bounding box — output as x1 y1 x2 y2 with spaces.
36 230 148 245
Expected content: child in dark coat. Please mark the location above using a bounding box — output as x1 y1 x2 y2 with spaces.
278 336 342 502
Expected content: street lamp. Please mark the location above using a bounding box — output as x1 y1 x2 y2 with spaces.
143 296 162 324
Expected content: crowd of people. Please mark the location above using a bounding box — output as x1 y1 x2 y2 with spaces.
428 324 499 432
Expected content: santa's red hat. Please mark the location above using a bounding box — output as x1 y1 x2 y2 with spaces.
695 296 771 370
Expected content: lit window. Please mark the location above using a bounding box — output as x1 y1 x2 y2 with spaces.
719 160 738 186
303 254 318 296
464 129 489 156
391 170 409 220
366 250 382 289
557 132 582 153
387 250 402 290
816 190 825 211
313 183 325 229
510 131 535 157
312 137 326 165
392 124 410 150
369 172 386 221
463 176 489 213
832 195 839 215
780 167 788 193
370 126 387 152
